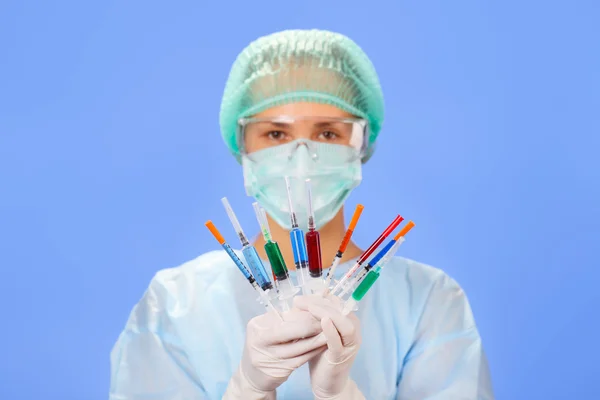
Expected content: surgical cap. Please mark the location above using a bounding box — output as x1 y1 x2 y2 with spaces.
219 29 385 161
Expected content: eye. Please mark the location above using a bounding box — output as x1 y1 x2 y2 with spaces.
267 130 287 140
319 130 339 141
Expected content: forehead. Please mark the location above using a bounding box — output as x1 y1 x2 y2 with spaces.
252 102 355 119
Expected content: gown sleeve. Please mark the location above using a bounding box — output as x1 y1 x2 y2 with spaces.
396 272 495 399
109 272 210 400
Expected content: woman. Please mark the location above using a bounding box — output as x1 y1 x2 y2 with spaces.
110 29 494 399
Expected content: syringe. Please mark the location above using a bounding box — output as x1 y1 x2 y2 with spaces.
330 214 404 296
341 265 382 316
205 220 282 320
340 222 412 315
304 179 324 293
221 197 273 292
337 221 415 297
322 204 365 295
284 176 311 295
252 202 299 302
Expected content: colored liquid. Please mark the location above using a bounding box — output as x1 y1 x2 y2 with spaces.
242 246 272 291
290 228 308 267
265 241 288 280
338 229 354 253
367 239 396 269
352 270 380 301
306 229 322 278
290 227 309 288
222 243 254 282
357 215 403 264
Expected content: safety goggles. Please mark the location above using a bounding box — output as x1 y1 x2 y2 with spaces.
237 116 369 161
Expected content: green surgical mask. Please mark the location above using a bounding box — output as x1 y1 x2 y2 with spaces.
242 140 362 231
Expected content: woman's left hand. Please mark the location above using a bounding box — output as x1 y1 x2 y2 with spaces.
293 294 365 400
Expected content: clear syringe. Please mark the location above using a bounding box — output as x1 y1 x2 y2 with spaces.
284 176 311 295
305 179 324 293
252 202 299 301
205 220 282 320
338 221 415 297
330 214 404 296
221 197 273 292
322 203 365 295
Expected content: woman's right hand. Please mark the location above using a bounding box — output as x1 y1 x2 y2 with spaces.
223 308 327 399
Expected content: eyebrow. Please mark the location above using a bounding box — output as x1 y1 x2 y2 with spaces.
259 120 347 129
262 121 289 128
314 121 344 128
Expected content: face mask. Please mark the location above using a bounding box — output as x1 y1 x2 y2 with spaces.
242 140 362 231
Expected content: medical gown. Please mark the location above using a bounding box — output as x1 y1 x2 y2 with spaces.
110 250 494 399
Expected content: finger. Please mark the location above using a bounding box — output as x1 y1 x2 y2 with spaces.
270 319 323 344
250 310 323 344
288 345 327 369
272 332 328 359
293 294 338 311
321 317 344 355
281 307 320 323
305 303 358 347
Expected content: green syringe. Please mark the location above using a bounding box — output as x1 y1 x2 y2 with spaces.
252 202 300 303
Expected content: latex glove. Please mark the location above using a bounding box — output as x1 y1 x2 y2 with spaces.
223 308 327 400
294 294 364 400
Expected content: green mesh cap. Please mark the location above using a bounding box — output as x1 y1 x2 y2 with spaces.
219 29 385 162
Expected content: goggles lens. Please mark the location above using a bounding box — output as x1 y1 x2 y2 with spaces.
238 116 368 160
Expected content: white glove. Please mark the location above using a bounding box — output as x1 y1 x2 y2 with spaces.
294 294 364 400
223 308 327 400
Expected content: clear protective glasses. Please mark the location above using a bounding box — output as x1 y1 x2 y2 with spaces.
237 116 369 162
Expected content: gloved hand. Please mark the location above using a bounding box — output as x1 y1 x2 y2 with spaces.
223 308 327 400
294 294 364 400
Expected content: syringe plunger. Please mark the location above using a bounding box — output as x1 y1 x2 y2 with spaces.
284 176 298 228
306 178 315 230
221 197 249 245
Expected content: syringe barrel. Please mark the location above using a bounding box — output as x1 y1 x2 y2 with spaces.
222 243 253 282
331 261 360 294
367 239 396 269
357 215 403 264
264 241 288 281
338 229 354 254
340 267 370 297
378 238 404 267
306 229 322 278
352 270 380 301
324 254 341 281
290 228 308 265
290 227 309 288
242 245 272 291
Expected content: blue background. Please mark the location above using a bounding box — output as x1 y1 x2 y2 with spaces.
1 1 598 399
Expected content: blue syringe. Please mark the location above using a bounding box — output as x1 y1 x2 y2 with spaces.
205 220 282 319
221 197 273 292
284 176 311 295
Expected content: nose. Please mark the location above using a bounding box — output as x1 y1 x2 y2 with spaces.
288 139 319 161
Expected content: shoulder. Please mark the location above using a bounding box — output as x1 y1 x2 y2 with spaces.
150 249 234 291
385 256 479 341
142 249 248 315
381 256 472 321
383 255 463 295
123 249 259 332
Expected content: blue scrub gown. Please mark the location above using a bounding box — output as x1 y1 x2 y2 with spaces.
110 250 494 399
